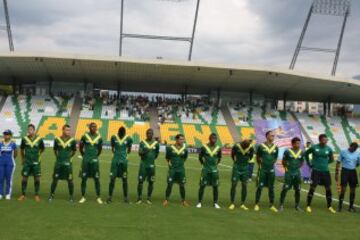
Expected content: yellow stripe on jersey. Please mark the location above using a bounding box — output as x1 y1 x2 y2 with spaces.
203 144 220 157
142 140 158 149
24 136 42 148
171 144 186 155
261 143 277 154
237 143 253 155
56 137 74 149
288 149 302 159
85 133 101 145
115 135 129 145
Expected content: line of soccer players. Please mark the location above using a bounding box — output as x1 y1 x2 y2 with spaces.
0 122 359 213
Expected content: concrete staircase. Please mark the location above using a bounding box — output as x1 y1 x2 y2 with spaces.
221 106 240 142
69 95 82 135
148 106 161 139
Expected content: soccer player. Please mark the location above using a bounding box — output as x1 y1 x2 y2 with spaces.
279 137 304 211
305 134 336 213
79 122 103 204
136 128 159 204
335 142 359 212
303 141 312 184
18 124 45 202
196 133 222 209
107 126 133 203
163 134 189 207
48 124 76 202
0 130 17 200
254 130 279 212
229 138 254 210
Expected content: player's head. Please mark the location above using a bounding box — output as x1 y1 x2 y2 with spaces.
146 128 154 140
175 134 185 145
306 141 312 148
62 124 71 137
291 137 301 149
318 134 328 145
27 124 36 136
89 122 97 134
241 139 250 148
265 130 275 143
349 142 358 152
3 129 12 141
118 126 126 138
209 133 217 144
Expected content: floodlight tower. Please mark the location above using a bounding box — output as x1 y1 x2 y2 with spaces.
119 0 200 61
0 0 14 51
289 0 351 76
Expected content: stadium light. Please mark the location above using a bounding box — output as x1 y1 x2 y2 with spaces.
119 0 200 61
289 0 351 76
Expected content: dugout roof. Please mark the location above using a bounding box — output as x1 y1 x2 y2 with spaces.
0 52 359 103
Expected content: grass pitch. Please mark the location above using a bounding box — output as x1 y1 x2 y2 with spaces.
0 149 359 240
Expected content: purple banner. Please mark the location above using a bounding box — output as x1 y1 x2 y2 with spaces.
254 120 310 177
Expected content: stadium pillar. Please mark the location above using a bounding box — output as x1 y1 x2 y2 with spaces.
323 102 327 116
117 82 121 99
48 76 53 95
283 93 287 111
327 98 331 117
216 88 221 106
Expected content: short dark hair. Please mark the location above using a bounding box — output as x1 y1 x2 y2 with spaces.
350 142 358 149
319 134 327 141
209 133 217 138
175 134 184 140
28 124 35 130
118 126 126 137
265 130 273 137
62 124 70 129
89 122 97 128
291 137 301 144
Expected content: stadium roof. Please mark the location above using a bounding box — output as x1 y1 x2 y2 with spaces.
0 52 359 103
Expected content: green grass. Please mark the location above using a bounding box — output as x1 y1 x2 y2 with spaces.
0 150 359 240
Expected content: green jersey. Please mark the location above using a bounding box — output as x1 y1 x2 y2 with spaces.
199 144 222 172
232 143 254 172
305 144 334 172
111 135 133 163
54 137 76 165
139 140 160 167
257 143 279 172
166 144 188 170
282 148 304 175
20 135 45 163
80 132 103 161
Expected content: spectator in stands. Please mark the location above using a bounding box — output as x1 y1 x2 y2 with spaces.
303 141 312 184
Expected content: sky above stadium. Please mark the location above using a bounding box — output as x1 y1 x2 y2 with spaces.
0 0 359 78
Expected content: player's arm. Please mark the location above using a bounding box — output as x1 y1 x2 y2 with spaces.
328 148 334 164
53 139 58 158
110 136 115 154
127 138 133 154
256 146 262 165
249 147 255 161
282 151 288 170
335 151 342 182
154 143 160 159
97 138 103 157
39 139 45 155
305 147 313 168
71 140 77 157
231 145 236 162
13 144 18 159
79 136 85 156
198 147 205 165
183 149 188 162
217 147 222 164
20 139 25 165
165 146 171 166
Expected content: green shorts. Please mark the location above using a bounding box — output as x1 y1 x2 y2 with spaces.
53 163 73 180
138 164 155 183
110 161 127 179
80 159 100 179
231 167 248 183
257 170 275 188
167 168 186 184
282 172 301 191
22 162 41 177
200 169 219 186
